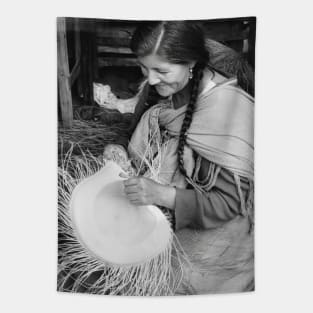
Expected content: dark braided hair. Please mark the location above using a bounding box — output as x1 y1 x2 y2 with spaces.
177 63 204 178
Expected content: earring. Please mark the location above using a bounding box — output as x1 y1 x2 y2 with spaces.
189 67 193 80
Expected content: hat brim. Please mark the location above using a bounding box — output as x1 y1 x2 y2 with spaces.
70 161 172 266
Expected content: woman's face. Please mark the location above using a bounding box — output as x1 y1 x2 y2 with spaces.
137 54 194 97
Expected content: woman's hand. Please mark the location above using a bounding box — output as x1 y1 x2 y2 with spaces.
123 176 176 209
103 144 128 163
103 144 135 175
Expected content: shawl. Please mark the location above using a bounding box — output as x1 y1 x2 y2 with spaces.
128 78 254 217
129 78 254 177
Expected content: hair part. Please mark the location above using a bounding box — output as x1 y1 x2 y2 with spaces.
131 21 210 66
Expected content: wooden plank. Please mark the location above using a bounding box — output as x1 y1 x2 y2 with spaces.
97 46 132 54
96 23 136 38
203 22 249 41
69 59 80 86
89 22 98 101
247 20 256 67
74 18 83 96
96 37 131 47
97 52 136 58
57 17 73 128
98 57 138 67
80 33 89 105
64 18 139 32
80 20 97 105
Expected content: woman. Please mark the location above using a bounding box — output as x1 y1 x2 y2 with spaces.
104 21 254 294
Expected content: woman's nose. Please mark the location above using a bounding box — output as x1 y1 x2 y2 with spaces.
147 71 161 85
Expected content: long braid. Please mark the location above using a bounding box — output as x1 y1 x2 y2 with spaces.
177 64 204 178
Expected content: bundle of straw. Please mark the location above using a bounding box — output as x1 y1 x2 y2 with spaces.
58 119 130 162
57 143 186 295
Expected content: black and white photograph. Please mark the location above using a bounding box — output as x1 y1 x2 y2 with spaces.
57 17 255 296
2 0 313 312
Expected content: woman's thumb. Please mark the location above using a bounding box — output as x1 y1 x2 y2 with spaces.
119 172 129 179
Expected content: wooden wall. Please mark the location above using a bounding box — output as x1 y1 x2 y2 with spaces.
58 17 256 127
65 17 256 71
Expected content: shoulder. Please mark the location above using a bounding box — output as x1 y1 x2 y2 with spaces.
198 78 254 110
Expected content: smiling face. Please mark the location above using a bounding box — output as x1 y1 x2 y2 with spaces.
138 54 194 97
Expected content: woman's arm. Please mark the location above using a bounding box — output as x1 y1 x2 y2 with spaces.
174 165 250 230
123 176 176 208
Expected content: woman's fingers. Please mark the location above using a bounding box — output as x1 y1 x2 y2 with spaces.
122 176 156 206
125 193 144 206
123 177 141 187
127 194 141 202
124 185 140 194
119 172 129 179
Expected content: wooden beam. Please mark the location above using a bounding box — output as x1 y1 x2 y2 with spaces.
98 57 138 67
203 22 249 41
57 17 73 128
96 24 136 38
74 18 83 96
97 46 132 54
80 20 97 106
96 37 131 47
69 59 80 86
247 20 256 67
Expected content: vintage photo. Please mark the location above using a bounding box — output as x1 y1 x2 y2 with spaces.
57 17 255 296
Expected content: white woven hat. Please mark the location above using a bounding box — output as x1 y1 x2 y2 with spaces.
70 161 172 265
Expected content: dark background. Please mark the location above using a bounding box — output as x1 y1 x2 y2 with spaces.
58 17 256 127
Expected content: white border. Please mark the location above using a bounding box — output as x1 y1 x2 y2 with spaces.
1 1 313 312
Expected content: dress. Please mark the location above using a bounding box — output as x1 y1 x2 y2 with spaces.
120 73 254 294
